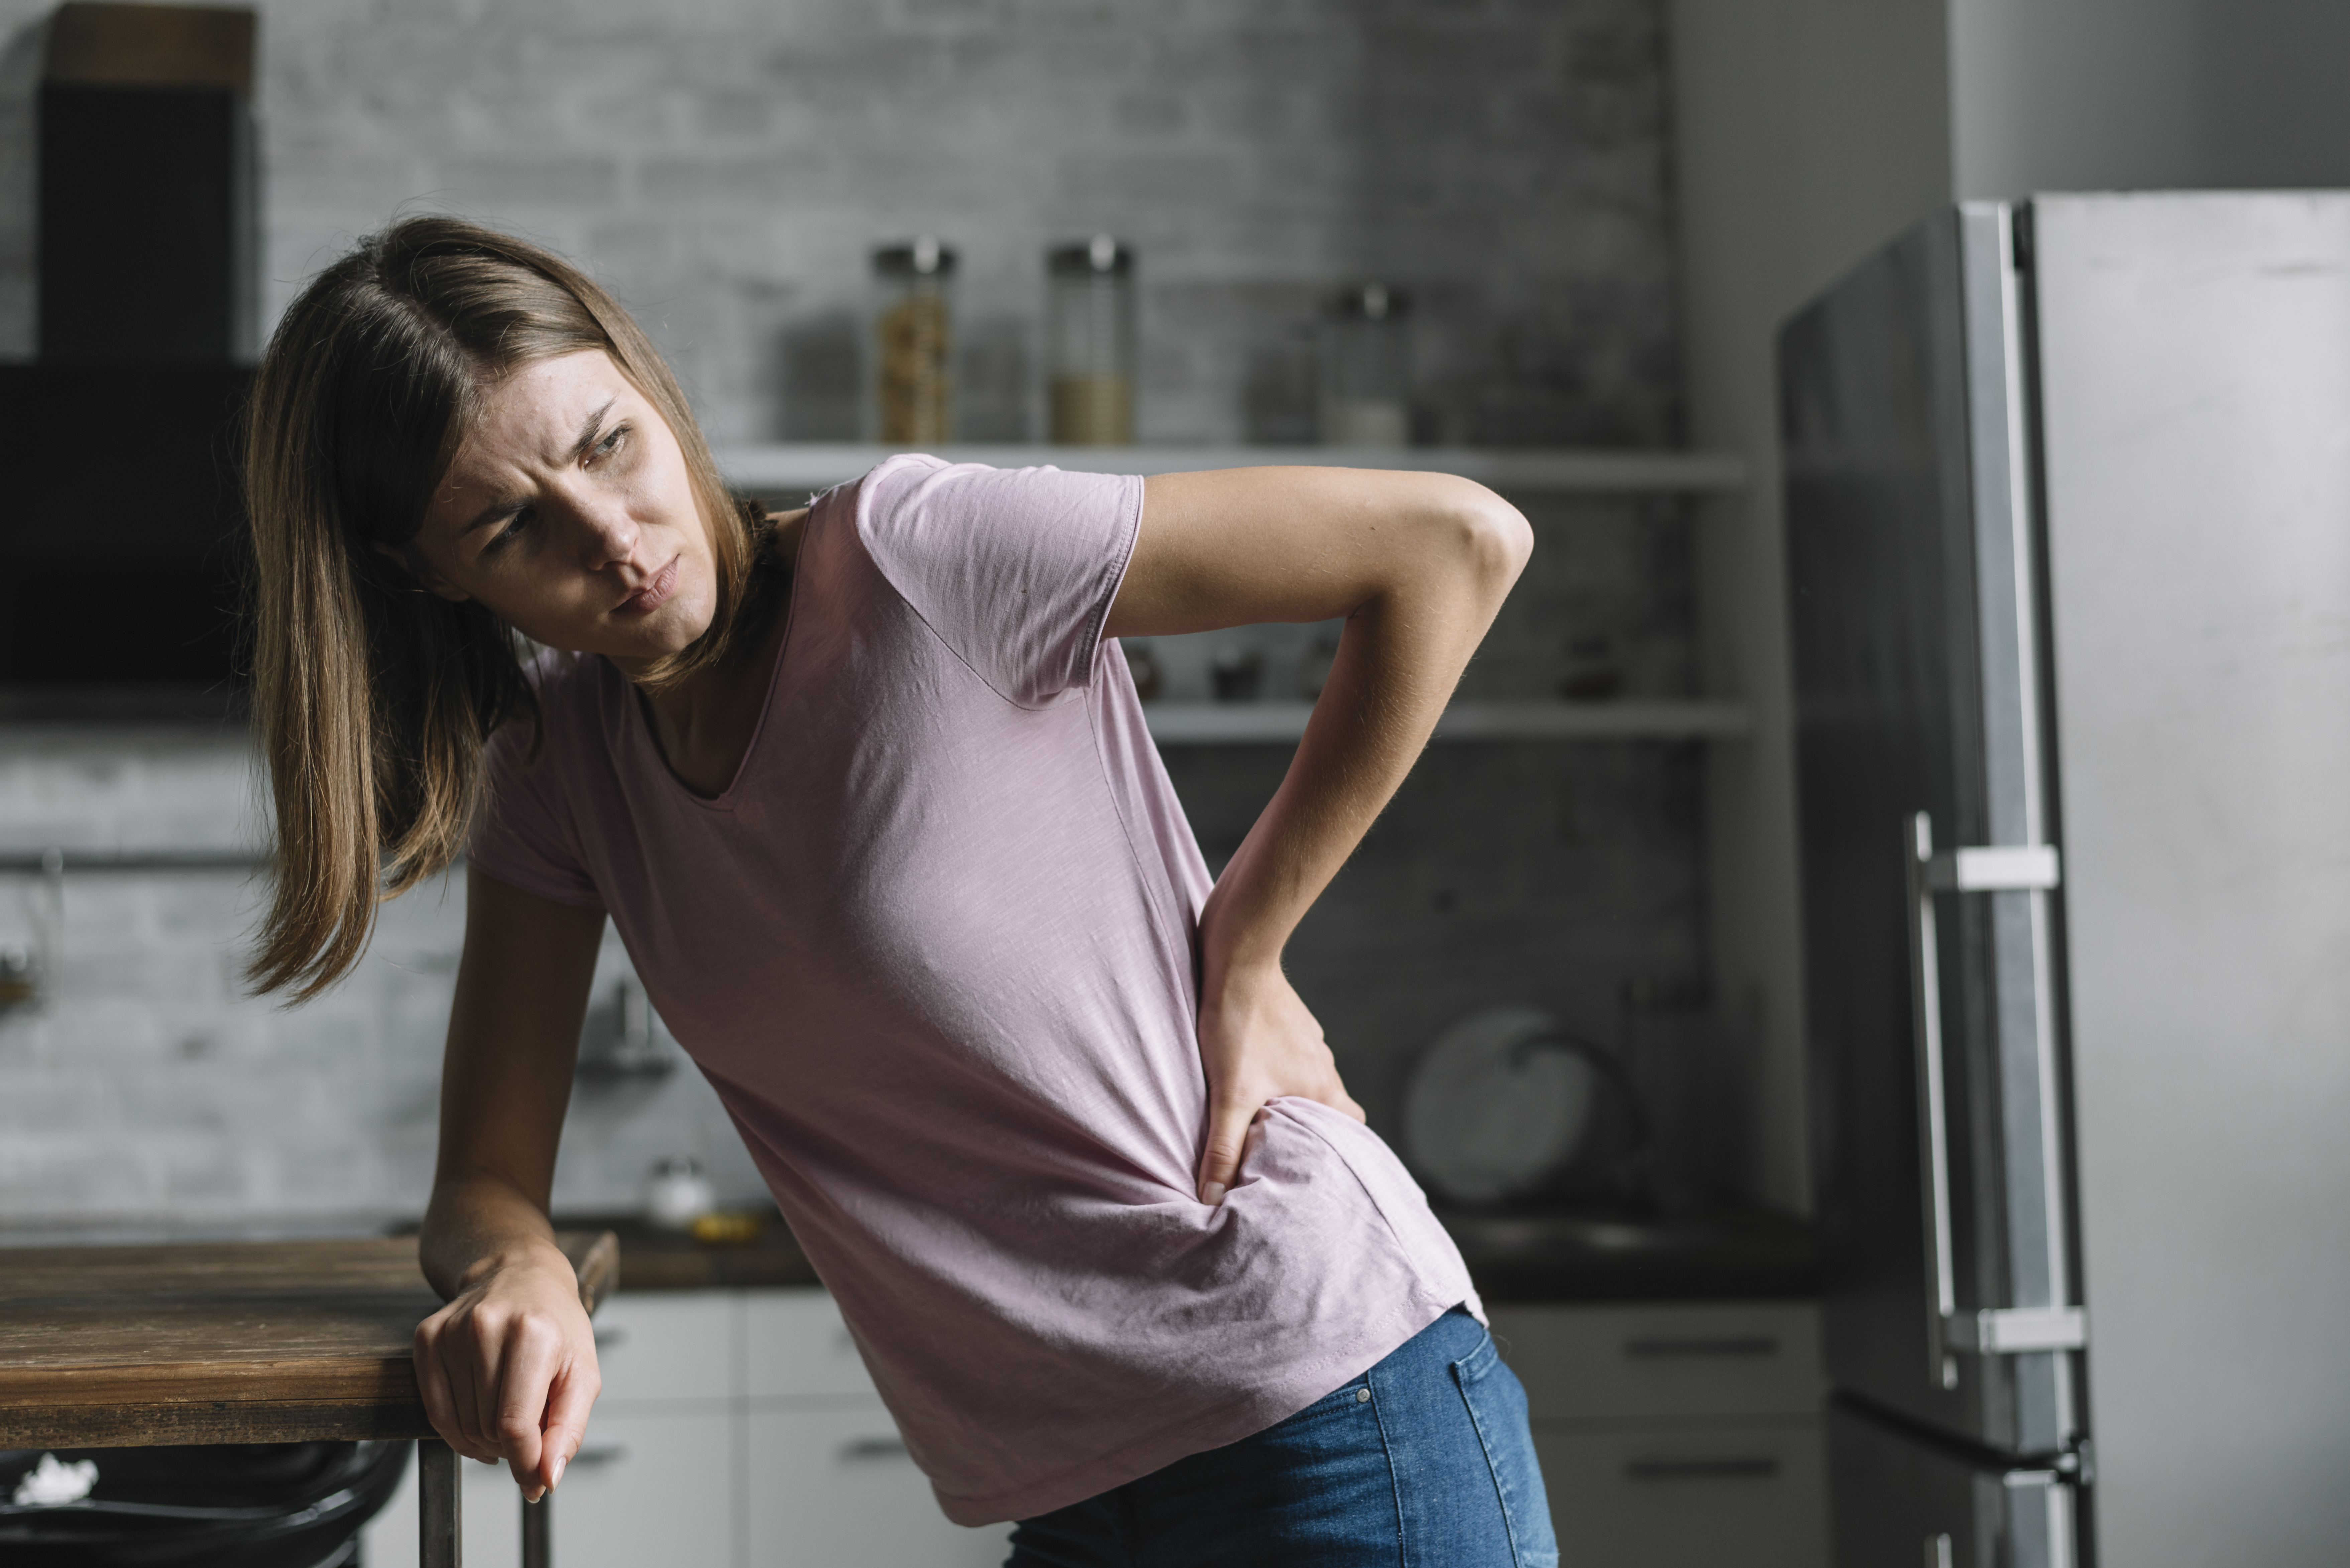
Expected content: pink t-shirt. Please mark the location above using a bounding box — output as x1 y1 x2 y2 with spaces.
469 455 1477 1524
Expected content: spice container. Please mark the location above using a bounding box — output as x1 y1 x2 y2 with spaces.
1320 283 1412 447
0 850 63 1012
872 237 956 443
1047 236 1136 445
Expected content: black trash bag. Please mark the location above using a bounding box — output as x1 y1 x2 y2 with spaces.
0 1440 410 1568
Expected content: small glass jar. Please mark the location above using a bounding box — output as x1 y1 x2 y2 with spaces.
1320 283 1412 447
0 849 63 1013
1047 236 1136 445
872 237 956 444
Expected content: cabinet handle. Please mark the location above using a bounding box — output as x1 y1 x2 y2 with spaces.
838 1435 911 1462
1622 1336 1779 1359
1623 1456 1780 1482
568 1445 628 1468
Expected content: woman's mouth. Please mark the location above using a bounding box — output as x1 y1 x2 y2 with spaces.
615 556 682 616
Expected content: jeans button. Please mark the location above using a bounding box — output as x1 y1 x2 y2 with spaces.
1355 1387 1372 1404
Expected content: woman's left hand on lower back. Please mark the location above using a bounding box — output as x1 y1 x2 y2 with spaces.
1194 956 1365 1206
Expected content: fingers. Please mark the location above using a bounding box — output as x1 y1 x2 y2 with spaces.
1197 1097 1254 1205
536 1357 600 1497
495 1318 557 1496
454 1315 510 1464
416 1310 495 1463
413 1314 473 1459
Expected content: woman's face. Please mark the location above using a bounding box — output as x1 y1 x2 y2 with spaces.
406 349 717 672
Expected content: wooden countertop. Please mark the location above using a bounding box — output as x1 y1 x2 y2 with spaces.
0 1231 616 1449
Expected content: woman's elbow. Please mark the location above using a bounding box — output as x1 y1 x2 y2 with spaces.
1445 484 1533 598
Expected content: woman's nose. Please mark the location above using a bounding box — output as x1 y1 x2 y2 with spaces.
577 505 641 569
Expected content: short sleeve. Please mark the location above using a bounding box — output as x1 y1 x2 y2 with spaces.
466 656 608 912
852 456 1144 706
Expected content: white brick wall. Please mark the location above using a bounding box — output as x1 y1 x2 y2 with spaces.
0 0 1678 444
0 727 764 1220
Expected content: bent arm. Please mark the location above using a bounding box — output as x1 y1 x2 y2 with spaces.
416 866 607 1497
1109 468 1532 1198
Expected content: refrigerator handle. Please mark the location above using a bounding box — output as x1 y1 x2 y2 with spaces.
1907 811 2088 1391
1904 812 1963 1390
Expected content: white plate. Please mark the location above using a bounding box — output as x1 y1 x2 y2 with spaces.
1403 1006 1597 1205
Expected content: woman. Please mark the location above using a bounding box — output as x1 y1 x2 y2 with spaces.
245 216 1551 1566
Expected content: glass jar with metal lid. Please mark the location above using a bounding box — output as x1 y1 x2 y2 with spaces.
1047 236 1136 446
872 237 956 444
1320 282 1412 447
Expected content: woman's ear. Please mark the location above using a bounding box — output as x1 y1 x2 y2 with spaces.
371 541 471 603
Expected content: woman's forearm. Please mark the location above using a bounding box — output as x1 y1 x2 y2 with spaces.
1199 494 1529 978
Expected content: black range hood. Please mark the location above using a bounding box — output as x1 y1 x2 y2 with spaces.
3 2 257 720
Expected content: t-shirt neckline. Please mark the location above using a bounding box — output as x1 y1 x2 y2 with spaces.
621 506 814 812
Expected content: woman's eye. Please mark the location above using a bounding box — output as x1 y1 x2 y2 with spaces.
484 509 533 554
592 424 629 461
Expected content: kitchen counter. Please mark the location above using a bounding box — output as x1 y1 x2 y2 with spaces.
1436 1205 1817 1304
551 1212 821 1292
556 1205 1814 1303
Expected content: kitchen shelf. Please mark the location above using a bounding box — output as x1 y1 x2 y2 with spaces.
1145 699 1753 745
0 848 265 874
714 443 1749 497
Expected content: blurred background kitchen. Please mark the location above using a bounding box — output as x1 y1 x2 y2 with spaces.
4 1 2349 1565
0 0 1718 1224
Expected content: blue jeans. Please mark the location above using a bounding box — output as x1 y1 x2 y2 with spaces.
1006 1307 1558 1567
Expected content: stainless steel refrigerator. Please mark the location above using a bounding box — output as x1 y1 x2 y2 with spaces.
1780 192 2350 1568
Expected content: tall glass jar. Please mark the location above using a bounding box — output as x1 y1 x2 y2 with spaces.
1047 236 1135 445
872 237 956 444
1320 282 1412 446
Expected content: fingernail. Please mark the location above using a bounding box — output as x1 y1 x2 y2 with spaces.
527 1486 544 1505
1202 1181 1226 1206
550 1455 566 1491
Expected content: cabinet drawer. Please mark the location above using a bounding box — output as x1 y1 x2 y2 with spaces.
1532 1417 1827 1568
592 1290 739 1406
746 1404 1012 1567
1489 1302 1822 1421
745 1287 877 1401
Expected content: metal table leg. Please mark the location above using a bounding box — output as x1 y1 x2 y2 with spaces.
420 1439 461 1568
523 1489 551 1568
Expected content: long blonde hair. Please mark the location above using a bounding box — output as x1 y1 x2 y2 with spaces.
245 216 766 1000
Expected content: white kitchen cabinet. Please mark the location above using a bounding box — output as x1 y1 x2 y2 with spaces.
361 1286 1008 1568
746 1405 1011 1568
742 1286 1013 1568
1490 1301 1828 1568
1531 1417 1826 1568
1489 1301 1824 1423
592 1290 741 1406
743 1288 878 1401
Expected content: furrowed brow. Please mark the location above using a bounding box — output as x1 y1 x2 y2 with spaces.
569 397 619 463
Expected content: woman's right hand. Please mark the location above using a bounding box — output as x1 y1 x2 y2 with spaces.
413 1241 603 1501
